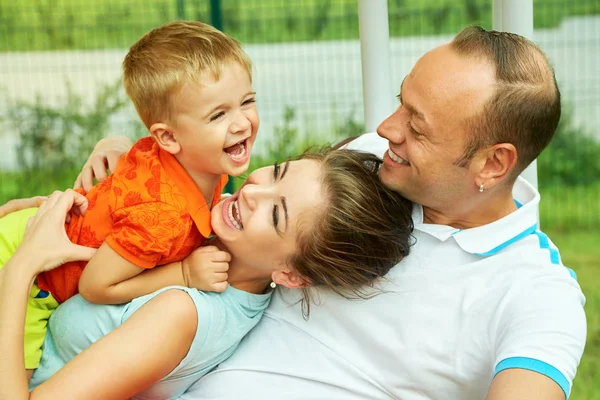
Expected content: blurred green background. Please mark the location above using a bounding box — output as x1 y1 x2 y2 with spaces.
0 1 598 397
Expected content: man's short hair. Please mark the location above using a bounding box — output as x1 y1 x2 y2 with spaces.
451 26 561 177
123 21 252 128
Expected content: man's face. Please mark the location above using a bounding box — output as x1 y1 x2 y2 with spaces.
377 44 495 213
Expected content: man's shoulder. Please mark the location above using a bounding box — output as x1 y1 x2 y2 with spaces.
341 133 388 157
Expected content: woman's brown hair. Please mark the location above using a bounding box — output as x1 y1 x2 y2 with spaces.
288 147 414 316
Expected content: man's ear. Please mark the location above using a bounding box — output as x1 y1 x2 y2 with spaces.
271 269 310 289
473 143 518 189
149 123 181 155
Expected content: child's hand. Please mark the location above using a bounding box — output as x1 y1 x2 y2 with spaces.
181 246 231 292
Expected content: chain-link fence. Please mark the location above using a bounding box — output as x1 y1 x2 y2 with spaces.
0 0 598 227
0 1 598 397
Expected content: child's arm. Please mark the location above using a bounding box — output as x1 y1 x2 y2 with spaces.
78 243 155 304
79 243 231 304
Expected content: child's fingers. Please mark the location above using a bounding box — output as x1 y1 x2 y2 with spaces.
211 251 231 263
213 272 228 282
196 245 220 253
211 261 229 272
211 281 229 293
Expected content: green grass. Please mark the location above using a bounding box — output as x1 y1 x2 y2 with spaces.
546 229 600 400
0 0 598 51
539 184 600 232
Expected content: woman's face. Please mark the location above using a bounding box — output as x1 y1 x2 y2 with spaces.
211 159 324 273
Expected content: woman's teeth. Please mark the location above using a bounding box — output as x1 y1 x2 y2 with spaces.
228 199 243 230
388 149 409 165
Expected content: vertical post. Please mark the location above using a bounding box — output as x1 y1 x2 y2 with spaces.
210 0 223 30
492 0 503 31
502 0 537 189
209 0 231 192
176 0 185 20
501 0 534 39
358 0 393 132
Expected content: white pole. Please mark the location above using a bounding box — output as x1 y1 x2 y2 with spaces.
502 0 534 39
358 0 393 132
492 0 503 31
502 0 538 189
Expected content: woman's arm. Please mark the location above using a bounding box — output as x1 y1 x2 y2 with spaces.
0 190 97 400
0 190 197 400
33 290 197 400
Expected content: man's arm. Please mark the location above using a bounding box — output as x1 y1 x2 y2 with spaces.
488 268 586 400
487 369 565 400
74 136 133 193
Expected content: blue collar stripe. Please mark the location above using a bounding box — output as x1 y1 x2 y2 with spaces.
474 224 538 257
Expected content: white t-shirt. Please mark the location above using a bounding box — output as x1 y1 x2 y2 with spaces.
182 133 586 399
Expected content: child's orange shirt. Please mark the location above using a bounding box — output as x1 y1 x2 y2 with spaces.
37 137 228 303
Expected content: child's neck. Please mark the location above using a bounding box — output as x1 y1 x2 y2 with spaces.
180 163 221 207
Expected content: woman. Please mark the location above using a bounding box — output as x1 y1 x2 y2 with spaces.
0 146 414 399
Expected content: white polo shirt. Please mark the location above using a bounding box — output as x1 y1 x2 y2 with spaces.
183 133 586 399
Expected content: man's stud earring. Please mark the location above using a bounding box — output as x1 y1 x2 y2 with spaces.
479 184 484 193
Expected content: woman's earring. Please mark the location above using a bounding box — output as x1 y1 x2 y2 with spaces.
270 282 276 289
479 184 484 193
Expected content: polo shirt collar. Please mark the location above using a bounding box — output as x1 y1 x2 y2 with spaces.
413 177 539 256
158 148 228 238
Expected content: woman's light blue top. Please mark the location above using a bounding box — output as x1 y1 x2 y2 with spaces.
30 285 272 399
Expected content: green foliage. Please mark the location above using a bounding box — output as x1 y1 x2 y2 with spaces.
0 0 598 51
8 79 127 171
0 79 144 202
538 107 600 187
539 183 600 232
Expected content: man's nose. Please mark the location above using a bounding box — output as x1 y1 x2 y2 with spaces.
377 109 406 144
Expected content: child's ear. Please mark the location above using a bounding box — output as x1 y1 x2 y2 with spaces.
150 123 181 155
271 269 310 289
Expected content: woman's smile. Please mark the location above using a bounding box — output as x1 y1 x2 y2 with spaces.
221 194 244 230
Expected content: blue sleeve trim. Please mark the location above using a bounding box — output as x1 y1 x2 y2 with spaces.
494 357 569 399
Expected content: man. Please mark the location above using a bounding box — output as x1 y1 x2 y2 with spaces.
0 26 586 399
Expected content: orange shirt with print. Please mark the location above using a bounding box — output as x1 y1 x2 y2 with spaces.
37 137 228 304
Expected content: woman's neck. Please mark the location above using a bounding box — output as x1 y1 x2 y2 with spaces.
210 238 272 295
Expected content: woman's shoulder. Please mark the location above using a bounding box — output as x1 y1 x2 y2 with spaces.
122 286 210 324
